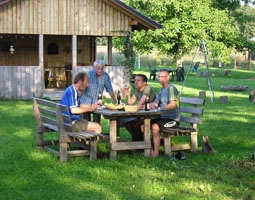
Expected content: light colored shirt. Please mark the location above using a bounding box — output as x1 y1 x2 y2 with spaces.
154 83 180 121
80 69 114 104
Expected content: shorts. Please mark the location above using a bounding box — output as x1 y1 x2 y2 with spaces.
151 118 179 132
71 119 89 132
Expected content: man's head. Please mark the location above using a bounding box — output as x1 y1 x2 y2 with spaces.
158 69 170 86
93 60 105 77
134 74 147 90
73 72 89 91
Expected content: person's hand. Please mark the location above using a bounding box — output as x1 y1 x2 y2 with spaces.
121 88 130 96
150 102 158 110
91 102 100 111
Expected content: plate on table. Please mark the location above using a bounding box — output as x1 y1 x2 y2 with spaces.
105 103 124 111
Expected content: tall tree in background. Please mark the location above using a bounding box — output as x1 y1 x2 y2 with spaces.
119 0 237 67
231 5 255 69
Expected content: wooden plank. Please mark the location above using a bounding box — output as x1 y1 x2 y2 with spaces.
33 0 38 33
59 104 69 112
111 141 151 151
63 0 66 34
45 146 60 156
180 106 203 115
41 116 57 125
8 66 12 99
109 119 117 159
37 0 41 33
171 144 191 151
35 98 58 108
67 150 89 156
16 66 22 99
143 118 151 157
42 123 58 131
39 107 57 118
180 97 205 106
180 116 202 125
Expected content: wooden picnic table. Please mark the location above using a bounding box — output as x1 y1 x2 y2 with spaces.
94 108 165 159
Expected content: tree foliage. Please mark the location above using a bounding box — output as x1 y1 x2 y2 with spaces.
231 5 255 52
121 0 237 64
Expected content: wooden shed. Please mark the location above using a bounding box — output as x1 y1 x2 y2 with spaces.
0 0 162 99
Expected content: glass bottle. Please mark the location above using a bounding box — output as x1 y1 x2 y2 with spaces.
117 90 121 104
145 95 150 111
98 91 102 105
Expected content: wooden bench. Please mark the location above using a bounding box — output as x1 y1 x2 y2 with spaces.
32 97 103 163
162 96 205 155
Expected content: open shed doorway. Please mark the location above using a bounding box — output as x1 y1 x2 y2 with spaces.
44 35 72 89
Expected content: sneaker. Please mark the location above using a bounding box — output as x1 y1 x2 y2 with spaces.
176 151 186 160
169 153 176 161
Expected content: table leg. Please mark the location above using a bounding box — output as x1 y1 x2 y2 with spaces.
144 118 151 157
109 119 117 159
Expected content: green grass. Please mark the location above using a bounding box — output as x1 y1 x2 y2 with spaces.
1 66 255 200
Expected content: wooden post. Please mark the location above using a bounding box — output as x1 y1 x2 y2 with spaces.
90 140 97 160
107 36 112 66
72 35 77 81
163 134 171 155
39 34 44 93
109 119 117 159
220 96 228 104
249 90 255 102
199 91 206 99
144 118 151 157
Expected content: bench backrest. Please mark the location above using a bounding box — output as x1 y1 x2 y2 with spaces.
179 97 205 126
32 97 72 132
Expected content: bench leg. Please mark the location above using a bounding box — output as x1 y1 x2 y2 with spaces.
164 135 172 155
60 142 68 163
90 140 97 160
190 132 198 153
36 131 44 150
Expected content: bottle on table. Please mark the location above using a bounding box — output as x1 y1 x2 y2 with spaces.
145 95 150 111
117 90 121 104
98 91 102 105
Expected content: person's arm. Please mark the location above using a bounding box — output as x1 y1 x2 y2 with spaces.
137 95 146 109
161 100 176 111
109 92 117 104
71 102 100 114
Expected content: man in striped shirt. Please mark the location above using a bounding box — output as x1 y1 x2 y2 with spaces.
150 69 180 157
60 72 102 134
81 60 117 123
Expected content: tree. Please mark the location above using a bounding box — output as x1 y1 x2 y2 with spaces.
123 0 237 66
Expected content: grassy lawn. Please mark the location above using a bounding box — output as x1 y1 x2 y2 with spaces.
0 65 255 200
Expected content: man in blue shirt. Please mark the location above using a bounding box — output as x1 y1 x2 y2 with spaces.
60 72 102 134
150 69 180 157
81 60 117 123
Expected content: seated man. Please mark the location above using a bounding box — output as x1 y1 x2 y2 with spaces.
121 74 156 141
60 72 102 134
150 69 180 157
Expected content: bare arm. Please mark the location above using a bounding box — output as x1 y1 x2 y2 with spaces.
161 100 176 110
137 95 146 109
72 102 100 114
109 92 117 104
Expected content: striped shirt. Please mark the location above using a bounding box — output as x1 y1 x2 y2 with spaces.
80 69 114 104
60 85 81 121
154 83 180 121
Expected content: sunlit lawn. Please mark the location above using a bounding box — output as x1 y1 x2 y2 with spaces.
0 65 255 200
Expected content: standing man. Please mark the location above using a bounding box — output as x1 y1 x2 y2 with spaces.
81 60 117 123
60 72 102 133
150 69 180 157
121 74 156 141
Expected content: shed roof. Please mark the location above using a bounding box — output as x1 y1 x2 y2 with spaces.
0 0 162 31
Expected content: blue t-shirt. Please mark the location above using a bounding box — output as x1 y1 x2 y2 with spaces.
154 83 180 121
80 69 114 104
60 85 81 121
